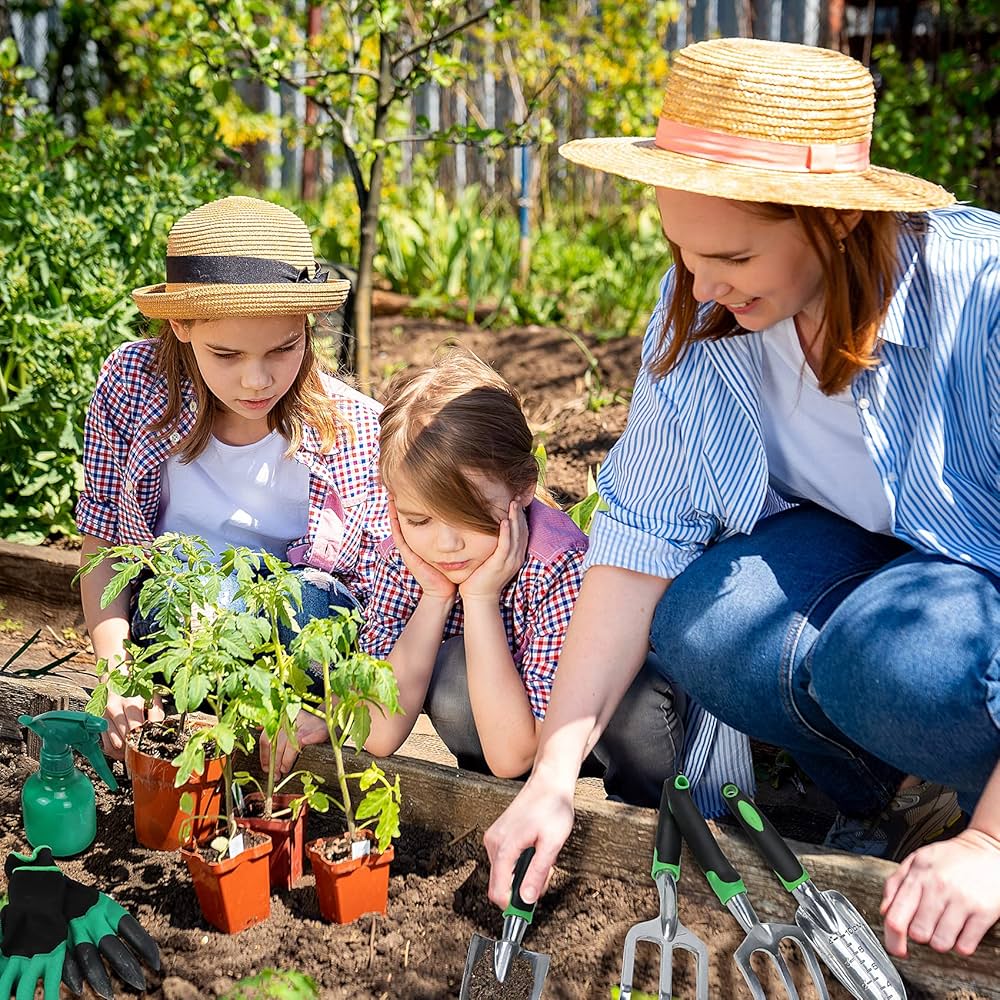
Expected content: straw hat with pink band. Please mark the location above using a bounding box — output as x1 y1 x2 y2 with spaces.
560 37 955 212
132 195 351 320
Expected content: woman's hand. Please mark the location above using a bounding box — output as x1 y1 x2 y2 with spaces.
484 766 575 908
881 828 1000 957
389 498 456 602
103 692 165 759
259 709 330 778
460 501 528 602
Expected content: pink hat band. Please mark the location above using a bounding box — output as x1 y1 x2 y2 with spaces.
654 117 871 174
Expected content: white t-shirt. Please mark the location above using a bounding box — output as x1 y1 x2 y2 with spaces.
155 431 310 557
760 318 892 534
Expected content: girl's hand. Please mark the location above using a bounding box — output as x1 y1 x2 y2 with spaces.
881 828 1000 957
259 708 330 778
389 498 456 602
103 692 165 760
460 501 528 602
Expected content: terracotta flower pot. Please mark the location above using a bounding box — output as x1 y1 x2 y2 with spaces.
126 730 226 852
181 834 273 934
307 832 394 924
235 792 309 891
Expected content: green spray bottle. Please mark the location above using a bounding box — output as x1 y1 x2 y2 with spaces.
20 710 119 857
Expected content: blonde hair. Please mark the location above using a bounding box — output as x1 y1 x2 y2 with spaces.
652 208 907 395
148 318 350 461
379 352 556 533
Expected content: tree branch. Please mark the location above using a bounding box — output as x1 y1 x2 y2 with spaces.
392 4 495 69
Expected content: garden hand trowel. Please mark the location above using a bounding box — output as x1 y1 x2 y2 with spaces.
722 783 907 1000
459 847 550 999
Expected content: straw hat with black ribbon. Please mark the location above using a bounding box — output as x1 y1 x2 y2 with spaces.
560 38 954 212
132 196 351 320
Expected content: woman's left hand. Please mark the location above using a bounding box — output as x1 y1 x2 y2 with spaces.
459 501 529 601
881 828 1000 957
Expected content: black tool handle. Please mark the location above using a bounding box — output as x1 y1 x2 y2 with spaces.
652 778 682 879
667 774 746 906
722 783 809 889
503 846 537 922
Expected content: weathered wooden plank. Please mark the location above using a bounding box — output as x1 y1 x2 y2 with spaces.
0 540 78 604
0 673 89 743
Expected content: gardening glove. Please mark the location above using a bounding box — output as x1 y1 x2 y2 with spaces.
61 862 160 999
0 846 69 1000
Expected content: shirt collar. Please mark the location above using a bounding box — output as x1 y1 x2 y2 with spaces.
875 222 930 350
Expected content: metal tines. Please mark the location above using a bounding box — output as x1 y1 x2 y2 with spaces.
458 847 549 1000
667 774 831 1000
722 782 907 1000
619 780 709 1000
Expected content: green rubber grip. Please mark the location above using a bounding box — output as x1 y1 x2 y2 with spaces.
667 774 746 906
722 783 810 892
651 778 682 881
503 847 537 923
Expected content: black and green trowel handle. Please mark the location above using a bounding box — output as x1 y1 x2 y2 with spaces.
652 777 683 882
504 846 539 924
722 783 811 893
666 774 748 907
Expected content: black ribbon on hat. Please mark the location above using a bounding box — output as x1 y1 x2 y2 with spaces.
166 255 329 285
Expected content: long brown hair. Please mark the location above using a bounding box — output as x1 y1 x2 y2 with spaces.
379 352 556 534
652 207 907 395
149 318 350 460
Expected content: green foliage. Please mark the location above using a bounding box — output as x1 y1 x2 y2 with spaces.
373 182 667 339
565 466 607 535
872 41 999 206
0 92 235 542
220 969 319 1000
297 614 403 854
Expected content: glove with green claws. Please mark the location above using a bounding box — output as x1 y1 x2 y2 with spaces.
1 847 160 1000
0 848 68 1000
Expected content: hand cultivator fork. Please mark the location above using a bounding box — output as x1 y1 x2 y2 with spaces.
667 774 831 1000
619 780 709 1000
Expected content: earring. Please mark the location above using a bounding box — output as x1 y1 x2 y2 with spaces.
837 239 846 254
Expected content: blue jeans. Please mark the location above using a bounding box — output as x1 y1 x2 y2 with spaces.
650 505 1000 817
424 635 686 806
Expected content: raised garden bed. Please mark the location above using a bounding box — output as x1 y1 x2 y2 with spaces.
1 669 997 999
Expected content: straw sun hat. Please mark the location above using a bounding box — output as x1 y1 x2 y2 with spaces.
132 196 351 320
560 38 954 212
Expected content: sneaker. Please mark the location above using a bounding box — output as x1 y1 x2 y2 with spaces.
823 781 966 861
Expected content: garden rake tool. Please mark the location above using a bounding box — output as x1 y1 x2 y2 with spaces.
458 847 550 999
619 779 709 1000
722 783 907 1000
667 774 831 1000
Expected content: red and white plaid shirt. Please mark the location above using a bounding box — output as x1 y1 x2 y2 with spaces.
360 501 588 719
76 339 390 604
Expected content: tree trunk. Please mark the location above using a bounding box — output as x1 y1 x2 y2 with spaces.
352 35 392 395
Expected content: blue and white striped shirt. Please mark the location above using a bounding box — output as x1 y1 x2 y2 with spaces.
587 204 1000 815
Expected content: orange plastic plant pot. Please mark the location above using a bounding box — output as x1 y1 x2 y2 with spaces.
236 792 309 891
126 736 226 852
307 835 394 924
181 835 273 934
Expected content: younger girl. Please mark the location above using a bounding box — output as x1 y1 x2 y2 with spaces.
361 352 685 802
77 195 389 757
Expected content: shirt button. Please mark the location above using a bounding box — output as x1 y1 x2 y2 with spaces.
187 400 198 414
886 472 898 484
169 431 181 444
123 480 135 494
857 398 871 410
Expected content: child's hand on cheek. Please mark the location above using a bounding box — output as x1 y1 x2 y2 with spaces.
460 500 529 602
389 497 457 602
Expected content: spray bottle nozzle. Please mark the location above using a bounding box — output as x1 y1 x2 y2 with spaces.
19 711 119 792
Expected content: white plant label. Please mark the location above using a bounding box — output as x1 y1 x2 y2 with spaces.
351 838 371 860
228 833 246 859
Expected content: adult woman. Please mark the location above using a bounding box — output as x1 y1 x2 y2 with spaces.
485 37 1000 959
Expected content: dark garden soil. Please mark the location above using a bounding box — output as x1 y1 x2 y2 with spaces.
0 740 861 1000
